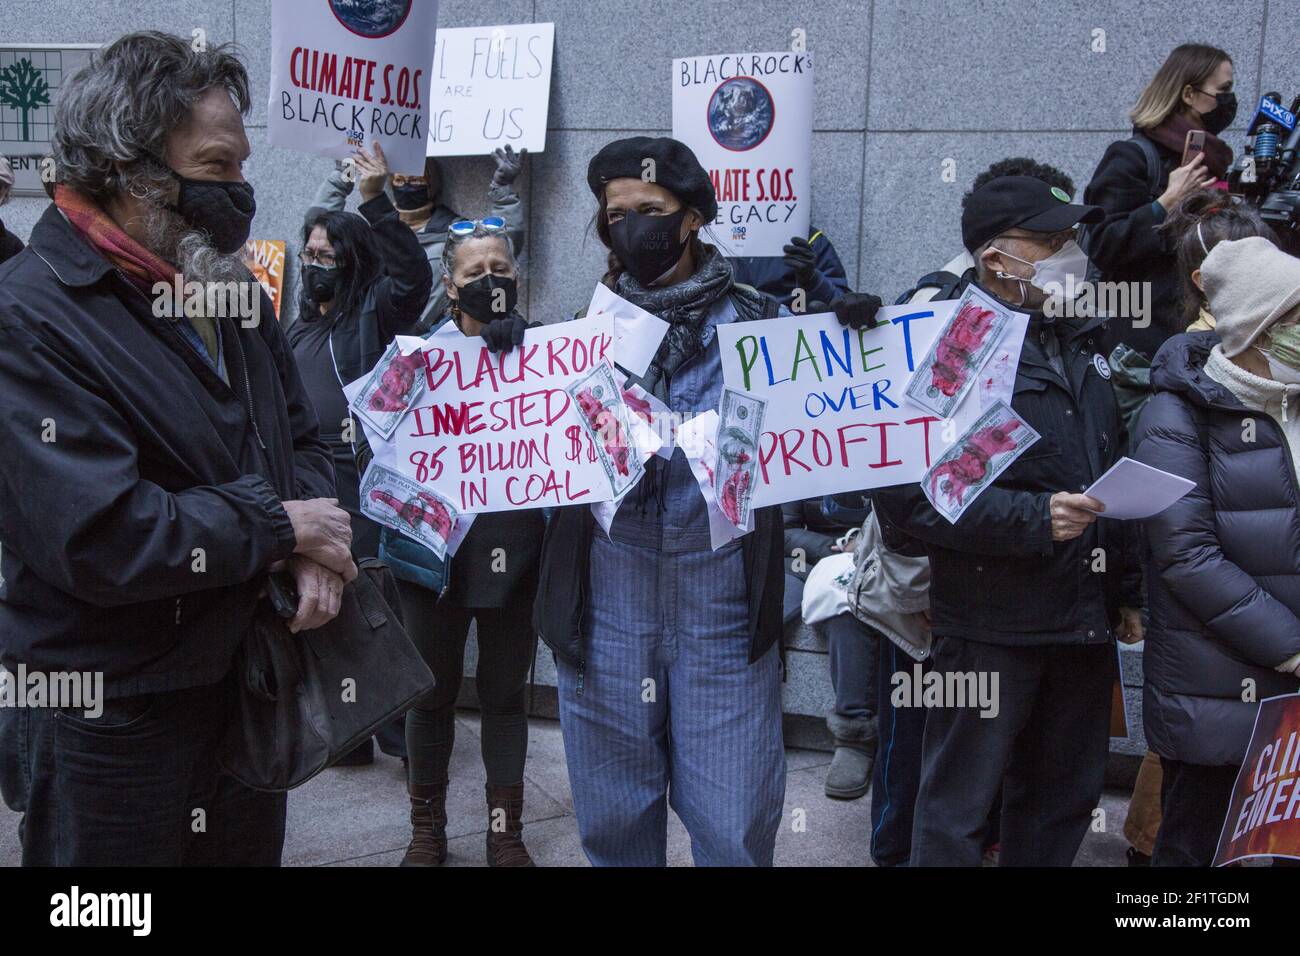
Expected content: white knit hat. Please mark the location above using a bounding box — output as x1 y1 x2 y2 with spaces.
1203 237 1300 358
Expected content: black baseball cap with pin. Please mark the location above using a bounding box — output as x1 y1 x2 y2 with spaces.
961 175 1104 253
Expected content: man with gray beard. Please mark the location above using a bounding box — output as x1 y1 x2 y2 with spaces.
0 32 351 865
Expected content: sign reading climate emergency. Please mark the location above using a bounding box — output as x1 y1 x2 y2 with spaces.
269 0 439 175
672 51 814 257
1214 692 1300 866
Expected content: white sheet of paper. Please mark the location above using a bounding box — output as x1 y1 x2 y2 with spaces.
587 283 669 378
677 410 747 551
445 514 475 558
1084 457 1195 520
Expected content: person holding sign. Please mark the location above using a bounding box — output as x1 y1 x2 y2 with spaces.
289 142 432 766
1133 237 1300 866
732 227 851 310
533 136 806 866
308 146 526 331
356 219 542 868
873 174 1143 866
290 142 434 561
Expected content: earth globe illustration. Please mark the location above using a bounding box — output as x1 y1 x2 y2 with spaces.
329 0 412 38
707 77 775 151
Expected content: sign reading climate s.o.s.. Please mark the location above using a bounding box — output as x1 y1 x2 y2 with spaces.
268 0 439 175
672 52 814 258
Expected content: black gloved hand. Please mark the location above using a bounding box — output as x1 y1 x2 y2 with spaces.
480 314 527 353
831 292 884 331
782 235 819 286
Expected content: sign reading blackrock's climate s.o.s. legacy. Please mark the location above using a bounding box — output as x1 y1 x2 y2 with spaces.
672 51 814 258
426 23 555 156
268 0 439 175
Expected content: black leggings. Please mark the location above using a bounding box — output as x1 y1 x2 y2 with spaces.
396 580 537 788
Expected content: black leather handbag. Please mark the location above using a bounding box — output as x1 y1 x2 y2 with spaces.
220 557 434 792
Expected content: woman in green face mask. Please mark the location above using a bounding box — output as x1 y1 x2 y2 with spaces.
1130 236 1300 866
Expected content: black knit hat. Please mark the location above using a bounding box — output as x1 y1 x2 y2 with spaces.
586 136 718 221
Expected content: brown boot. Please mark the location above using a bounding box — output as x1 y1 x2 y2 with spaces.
485 782 535 867
401 781 447 867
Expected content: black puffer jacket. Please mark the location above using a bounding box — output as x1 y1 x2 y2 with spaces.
1134 332 1300 766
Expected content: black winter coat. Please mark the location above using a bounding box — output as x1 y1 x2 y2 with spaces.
0 219 22 265
1134 332 1300 766
288 192 433 557
1082 131 1181 359
0 205 336 697
874 290 1142 645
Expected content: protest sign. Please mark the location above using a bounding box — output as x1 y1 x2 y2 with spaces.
242 240 286 320
426 23 554 156
1214 693 1300 866
268 0 438 175
672 51 813 257
717 305 1025 508
392 315 623 514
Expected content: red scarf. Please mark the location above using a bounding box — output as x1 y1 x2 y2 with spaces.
54 184 176 292
1144 113 1234 182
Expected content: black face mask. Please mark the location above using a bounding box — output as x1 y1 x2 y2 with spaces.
1201 91 1237 135
166 169 256 254
609 208 690 287
393 183 432 211
456 274 518 321
303 264 339 304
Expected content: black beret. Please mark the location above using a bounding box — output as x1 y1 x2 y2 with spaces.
586 136 718 222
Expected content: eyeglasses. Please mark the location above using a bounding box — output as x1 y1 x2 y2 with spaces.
448 217 506 237
298 251 339 269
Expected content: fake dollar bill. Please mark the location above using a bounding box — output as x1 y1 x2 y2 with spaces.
565 360 645 499
715 387 766 531
350 340 427 440
359 462 457 560
904 284 1020 418
921 400 1039 525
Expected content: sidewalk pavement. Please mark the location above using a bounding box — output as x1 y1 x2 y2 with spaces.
0 713 1135 866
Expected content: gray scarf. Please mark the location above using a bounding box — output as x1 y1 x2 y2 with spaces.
616 244 759 398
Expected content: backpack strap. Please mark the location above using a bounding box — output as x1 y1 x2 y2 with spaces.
895 270 962 305
1130 132 1164 202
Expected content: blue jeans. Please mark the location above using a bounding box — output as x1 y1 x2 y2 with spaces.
557 533 786 866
